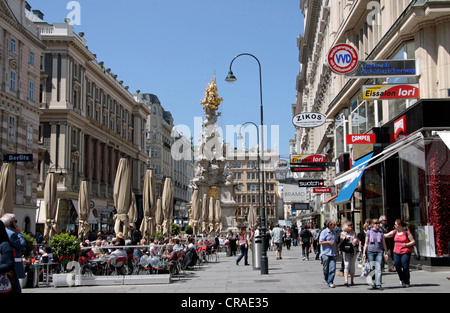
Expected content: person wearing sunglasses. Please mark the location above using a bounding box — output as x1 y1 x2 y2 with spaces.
363 219 388 290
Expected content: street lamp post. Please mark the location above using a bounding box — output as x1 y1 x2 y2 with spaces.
226 53 268 275
237 122 261 228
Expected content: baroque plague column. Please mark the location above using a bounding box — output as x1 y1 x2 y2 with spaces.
189 77 238 235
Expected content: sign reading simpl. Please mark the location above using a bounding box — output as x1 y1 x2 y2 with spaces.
363 84 419 100
328 43 359 74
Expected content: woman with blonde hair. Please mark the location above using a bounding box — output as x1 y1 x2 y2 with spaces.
339 221 360 287
363 219 389 290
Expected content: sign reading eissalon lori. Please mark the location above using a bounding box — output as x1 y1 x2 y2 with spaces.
362 84 419 100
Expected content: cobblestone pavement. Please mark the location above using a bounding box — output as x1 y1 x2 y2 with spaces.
23 244 450 294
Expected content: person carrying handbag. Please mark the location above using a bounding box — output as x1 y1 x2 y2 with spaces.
339 221 360 287
0 221 16 294
384 219 415 287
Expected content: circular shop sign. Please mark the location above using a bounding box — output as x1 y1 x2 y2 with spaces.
292 112 326 128
328 43 358 74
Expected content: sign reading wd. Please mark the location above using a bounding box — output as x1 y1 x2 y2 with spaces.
328 44 359 74
363 84 419 100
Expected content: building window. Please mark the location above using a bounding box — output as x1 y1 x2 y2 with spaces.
8 116 16 142
387 41 418 119
27 124 33 148
25 172 33 197
10 38 16 53
335 109 349 156
29 51 35 65
10 71 16 91
29 81 34 100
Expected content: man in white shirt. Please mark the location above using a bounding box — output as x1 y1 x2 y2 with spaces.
272 224 285 260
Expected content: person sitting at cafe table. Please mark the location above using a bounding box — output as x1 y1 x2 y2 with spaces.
107 239 127 265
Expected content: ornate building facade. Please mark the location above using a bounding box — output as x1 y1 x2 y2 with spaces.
295 0 450 263
33 16 150 233
0 0 45 233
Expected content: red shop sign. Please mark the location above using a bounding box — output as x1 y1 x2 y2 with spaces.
313 187 332 193
346 134 376 144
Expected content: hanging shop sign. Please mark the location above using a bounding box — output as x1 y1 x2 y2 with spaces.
346 134 376 144
298 179 325 187
3 154 33 162
362 84 420 100
292 112 326 128
290 154 326 164
283 185 307 202
327 43 359 74
313 187 332 193
394 115 408 140
348 59 417 78
290 154 327 172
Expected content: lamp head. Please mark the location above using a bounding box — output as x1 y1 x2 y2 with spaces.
225 71 237 83
237 132 244 141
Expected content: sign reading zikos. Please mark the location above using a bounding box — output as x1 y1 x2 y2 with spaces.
292 113 326 128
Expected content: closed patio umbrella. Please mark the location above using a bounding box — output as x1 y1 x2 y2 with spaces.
190 189 201 235
0 163 15 216
155 198 163 234
214 199 222 233
129 192 137 230
113 158 132 235
248 205 257 230
208 197 215 234
78 180 90 239
162 177 173 236
201 193 208 234
140 169 156 237
43 172 58 239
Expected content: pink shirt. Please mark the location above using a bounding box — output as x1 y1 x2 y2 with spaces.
393 230 412 254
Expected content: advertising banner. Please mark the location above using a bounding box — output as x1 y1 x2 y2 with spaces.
349 59 417 78
362 84 419 100
346 134 376 144
282 185 307 202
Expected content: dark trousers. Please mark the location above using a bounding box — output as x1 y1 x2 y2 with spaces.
236 243 248 264
394 252 411 285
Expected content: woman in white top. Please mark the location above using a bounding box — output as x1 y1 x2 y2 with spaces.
339 221 360 287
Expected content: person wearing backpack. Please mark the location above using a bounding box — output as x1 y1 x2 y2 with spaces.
384 219 415 287
300 225 313 260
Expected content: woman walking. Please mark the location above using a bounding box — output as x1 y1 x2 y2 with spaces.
236 227 249 265
339 221 360 287
363 219 388 290
0 221 16 294
384 219 415 287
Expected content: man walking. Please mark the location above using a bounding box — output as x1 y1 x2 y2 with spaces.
319 220 338 288
272 224 285 260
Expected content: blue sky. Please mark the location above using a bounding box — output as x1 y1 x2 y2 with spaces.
30 0 304 157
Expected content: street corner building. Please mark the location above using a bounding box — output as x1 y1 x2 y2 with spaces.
291 0 450 269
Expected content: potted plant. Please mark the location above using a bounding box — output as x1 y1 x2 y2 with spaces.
49 233 80 287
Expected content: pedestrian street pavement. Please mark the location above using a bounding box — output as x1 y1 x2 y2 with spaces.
23 244 450 295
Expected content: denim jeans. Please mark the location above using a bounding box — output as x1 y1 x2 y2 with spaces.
394 252 411 285
367 251 383 287
236 243 248 264
322 254 336 285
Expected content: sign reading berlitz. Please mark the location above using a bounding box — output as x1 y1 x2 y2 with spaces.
346 134 376 144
